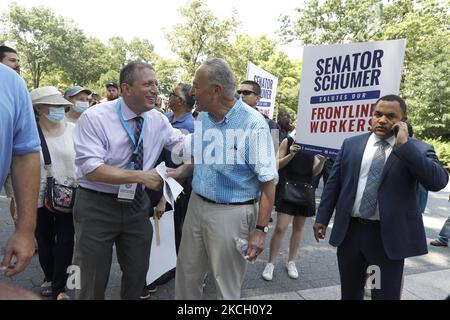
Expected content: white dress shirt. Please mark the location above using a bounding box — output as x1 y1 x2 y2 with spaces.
351 133 395 220
73 99 184 193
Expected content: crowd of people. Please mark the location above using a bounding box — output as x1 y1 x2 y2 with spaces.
0 44 449 300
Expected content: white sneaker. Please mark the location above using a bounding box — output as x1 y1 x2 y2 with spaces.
286 261 298 279
262 263 274 281
56 292 71 300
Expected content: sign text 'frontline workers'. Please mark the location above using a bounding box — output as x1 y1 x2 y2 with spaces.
295 39 406 158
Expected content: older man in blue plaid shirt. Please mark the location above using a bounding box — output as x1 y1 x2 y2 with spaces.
169 58 278 300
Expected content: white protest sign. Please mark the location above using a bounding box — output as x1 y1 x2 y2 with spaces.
246 61 278 119
146 210 177 285
295 39 406 158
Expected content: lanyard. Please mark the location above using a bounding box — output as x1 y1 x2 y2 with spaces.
116 98 147 155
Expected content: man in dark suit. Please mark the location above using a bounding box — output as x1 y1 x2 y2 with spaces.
313 95 449 300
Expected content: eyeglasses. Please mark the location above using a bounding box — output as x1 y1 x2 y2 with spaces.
169 92 182 99
237 90 256 96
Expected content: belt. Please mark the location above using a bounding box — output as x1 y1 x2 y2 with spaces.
79 186 118 199
196 193 257 206
351 217 380 225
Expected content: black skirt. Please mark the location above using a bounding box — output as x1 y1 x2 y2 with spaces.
275 137 316 217
275 198 315 217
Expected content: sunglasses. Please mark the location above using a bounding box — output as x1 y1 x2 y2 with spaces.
169 92 182 99
237 90 256 96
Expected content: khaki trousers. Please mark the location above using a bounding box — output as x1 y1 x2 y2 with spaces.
175 192 257 300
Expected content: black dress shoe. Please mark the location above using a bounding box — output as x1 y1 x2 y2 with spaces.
430 239 448 247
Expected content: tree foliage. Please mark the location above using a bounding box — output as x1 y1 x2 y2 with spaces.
5 0 444 137
1 4 86 88
166 2 301 119
1 3 179 98
1 1 303 120
227 35 278 82
166 0 239 80
226 35 302 119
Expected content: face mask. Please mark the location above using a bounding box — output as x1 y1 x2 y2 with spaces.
45 107 65 123
73 101 90 113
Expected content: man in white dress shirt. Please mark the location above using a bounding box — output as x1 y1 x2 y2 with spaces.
73 61 185 300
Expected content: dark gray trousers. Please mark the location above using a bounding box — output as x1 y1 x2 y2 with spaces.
73 187 152 300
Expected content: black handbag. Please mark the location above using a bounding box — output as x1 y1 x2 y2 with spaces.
281 180 314 207
37 124 76 214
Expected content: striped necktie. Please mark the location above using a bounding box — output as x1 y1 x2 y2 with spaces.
131 116 144 212
358 140 390 219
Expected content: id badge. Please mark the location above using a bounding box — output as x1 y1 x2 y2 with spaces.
117 183 137 202
117 162 137 202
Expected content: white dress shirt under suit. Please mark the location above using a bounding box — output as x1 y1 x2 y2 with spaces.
351 133 395 220
73 99 184 194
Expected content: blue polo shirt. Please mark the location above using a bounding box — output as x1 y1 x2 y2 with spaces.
0 64 41 186
163 111 195 168
166 111 195 134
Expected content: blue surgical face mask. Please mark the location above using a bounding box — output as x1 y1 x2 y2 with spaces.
73 101 89 113
45 107 65 123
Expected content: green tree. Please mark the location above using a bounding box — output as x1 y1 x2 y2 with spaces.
381 0 450 138
127 37 157 64
154 57 181 96
126 38 180 96
259 52 302 120
166 0 239 80
279 0 383 45
54 36 111 89
1 4 89 88
103 36 178 96
279 0 450 138
227 35 278 82
1 4 173 99
106 36 129 71
0 33 7 45
227 35 302 119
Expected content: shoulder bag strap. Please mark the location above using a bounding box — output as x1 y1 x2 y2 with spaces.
37 122 52 167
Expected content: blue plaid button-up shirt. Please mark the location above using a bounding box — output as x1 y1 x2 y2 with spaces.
191 99 278 203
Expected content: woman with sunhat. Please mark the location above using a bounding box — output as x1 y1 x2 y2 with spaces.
30 86 76 300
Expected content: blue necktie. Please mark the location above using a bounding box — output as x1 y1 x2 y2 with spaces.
131 116 144 212
359 140 390 219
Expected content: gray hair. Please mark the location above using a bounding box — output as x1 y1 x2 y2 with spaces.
178 82 195 109
202 58 236 100
120 61 155 86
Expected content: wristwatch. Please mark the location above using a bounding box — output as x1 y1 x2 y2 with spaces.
255 225 269 233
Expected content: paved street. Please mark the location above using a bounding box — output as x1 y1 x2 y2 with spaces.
1 181 449 300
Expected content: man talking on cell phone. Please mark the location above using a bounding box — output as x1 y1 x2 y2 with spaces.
313 94 449 300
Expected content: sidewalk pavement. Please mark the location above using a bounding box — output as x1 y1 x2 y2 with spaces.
245 269 450 300
1 181 449 300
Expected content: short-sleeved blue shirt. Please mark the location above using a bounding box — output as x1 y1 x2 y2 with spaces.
0 64 41 186
166 111 195 134
192 99 278 203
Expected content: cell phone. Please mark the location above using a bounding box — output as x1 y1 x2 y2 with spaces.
393 126 399 137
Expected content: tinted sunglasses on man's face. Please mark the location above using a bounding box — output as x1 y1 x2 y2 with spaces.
237 90 256 96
